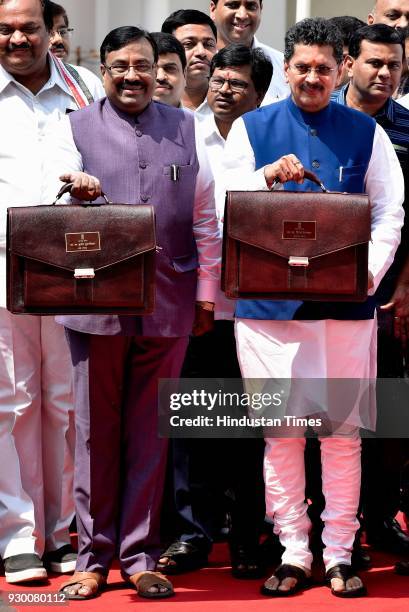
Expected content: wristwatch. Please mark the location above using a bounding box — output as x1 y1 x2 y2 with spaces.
196 301 215 312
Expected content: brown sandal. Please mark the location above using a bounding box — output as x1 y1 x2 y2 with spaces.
128 570 174 599
59 571 106 600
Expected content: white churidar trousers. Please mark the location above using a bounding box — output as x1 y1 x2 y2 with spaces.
0 309 74 558
235 318 377 571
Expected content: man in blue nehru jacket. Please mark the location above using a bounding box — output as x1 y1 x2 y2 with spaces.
223 18 404 598
45 26 220 600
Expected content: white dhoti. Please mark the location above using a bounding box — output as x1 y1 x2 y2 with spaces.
235 317 377 571
0 309 74 558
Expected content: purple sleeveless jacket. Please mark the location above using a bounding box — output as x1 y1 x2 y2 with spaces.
57 98 199 337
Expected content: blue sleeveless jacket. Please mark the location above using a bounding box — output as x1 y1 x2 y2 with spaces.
236 96 377 321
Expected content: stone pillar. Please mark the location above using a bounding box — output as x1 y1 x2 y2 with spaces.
296 0 312 22
142 0 172 32
95 0 110 53
258 0 287 51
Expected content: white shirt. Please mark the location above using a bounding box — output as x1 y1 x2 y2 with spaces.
223 118 404 294
43 110 221 304
253 36 289 104
195 108 234 319
0 54 105 306
396 92 409 110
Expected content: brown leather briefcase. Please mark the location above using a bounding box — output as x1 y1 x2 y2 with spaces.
7 185 156 315
222 171 370 302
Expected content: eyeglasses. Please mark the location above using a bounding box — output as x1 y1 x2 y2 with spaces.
50 28 74 39
288 64 337 77
104 63 155 77
209 76 249 93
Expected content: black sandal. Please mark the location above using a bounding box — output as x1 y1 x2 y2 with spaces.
261 563 311 597
230 544 264 579
156 541 208 575
325 564 367 598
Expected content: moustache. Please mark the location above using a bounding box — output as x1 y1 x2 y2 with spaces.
120 80 145 89
7 42 31 52
302 83 323 91
156 79 171 89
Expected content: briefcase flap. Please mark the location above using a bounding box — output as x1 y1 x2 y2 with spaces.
226 190 371 259
7 204 156 271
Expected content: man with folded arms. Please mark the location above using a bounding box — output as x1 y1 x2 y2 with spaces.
0 0 103 585
46 25 220 600
223 17 404 598
332 21 409 567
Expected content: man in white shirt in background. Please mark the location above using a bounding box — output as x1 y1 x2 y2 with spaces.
158 44 273 579
209 0 288 103
0 0 103 584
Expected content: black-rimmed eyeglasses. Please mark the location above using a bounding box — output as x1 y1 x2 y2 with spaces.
208 76 249 93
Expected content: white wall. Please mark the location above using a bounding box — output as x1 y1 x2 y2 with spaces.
62 0 287 66
311 0 373 20
61 0 375 69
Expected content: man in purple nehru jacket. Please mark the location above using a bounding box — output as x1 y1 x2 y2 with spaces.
47 26 220 601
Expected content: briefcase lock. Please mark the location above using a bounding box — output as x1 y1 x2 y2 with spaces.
74 268 95 279
288 257 309 267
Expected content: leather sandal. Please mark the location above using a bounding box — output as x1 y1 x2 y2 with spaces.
128 571 174 599
325 564 367 598
230 544 264 579
157 541 208 574
261 564 311 597
59 571 106 600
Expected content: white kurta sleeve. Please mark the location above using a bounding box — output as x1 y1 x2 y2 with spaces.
223 117 270 190
365 123 405 293
42 115 83 204
193 119 222 302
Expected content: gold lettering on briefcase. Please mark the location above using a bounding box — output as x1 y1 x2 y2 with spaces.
65 232 101 252
282 221 316 240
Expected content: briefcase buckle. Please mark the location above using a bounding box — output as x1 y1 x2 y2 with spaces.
288 257 309 267
74 268 95 279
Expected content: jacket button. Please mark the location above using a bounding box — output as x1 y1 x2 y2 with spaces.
135 130 143 137
141 195 149 202
312 160 320 169
310 128 318 136
139 162 147 169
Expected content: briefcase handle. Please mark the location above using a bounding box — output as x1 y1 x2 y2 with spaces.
52 182 112 205
272 169 328 193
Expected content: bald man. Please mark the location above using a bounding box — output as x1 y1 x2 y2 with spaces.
368 0 409 29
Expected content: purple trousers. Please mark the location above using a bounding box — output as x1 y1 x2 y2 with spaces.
65 330 188 577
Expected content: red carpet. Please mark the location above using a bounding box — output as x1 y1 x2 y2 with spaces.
1 543 409 611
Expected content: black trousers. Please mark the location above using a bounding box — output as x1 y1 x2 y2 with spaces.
161 321 265 552
361 313 408 532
